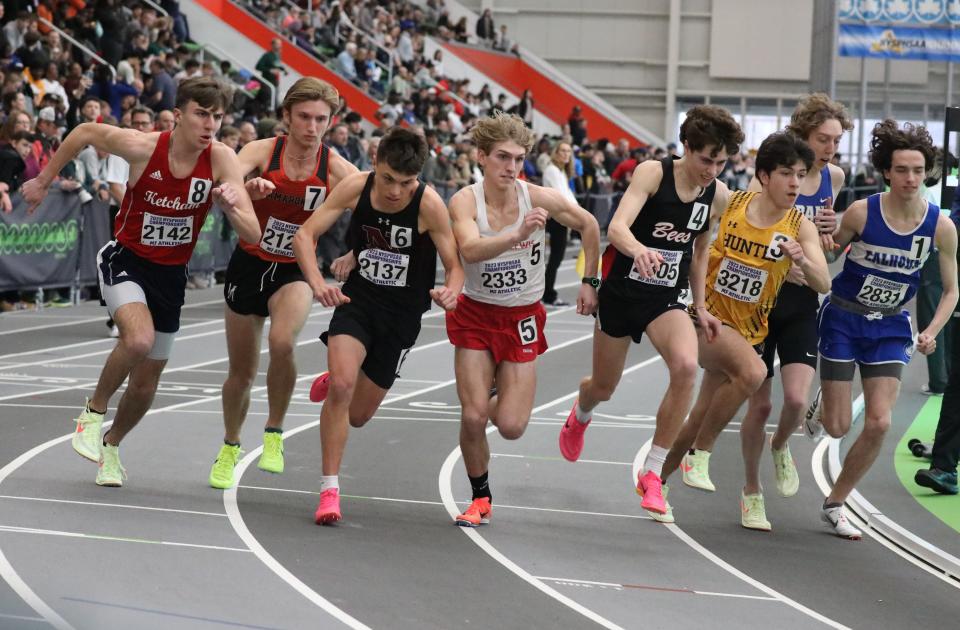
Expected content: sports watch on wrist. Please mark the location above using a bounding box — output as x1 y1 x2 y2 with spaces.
582 276 601 289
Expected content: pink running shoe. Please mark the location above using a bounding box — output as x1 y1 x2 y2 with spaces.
558 401 590 462
309 372 330 403
314 487 341 525
636 470 667 515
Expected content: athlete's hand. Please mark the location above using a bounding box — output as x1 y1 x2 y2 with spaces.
814 199 837 233
917 333 937 355
212 182 241 210
430 286 458 311
785 262 807 286
576 284 598 315
330 251 356 282
820 232 838 252
516 207 548 240
21 177 50 215
631 244 664 279
779 239 807 265
312 280 350 307
245 177 276 201
696 307 722 343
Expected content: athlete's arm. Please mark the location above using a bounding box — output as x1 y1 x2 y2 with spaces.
529 183 601 314
689 181 728 341
236 139 276 199
292 171 366 306
918 215 959 354
825 199 867 261
448 187 546 263
782 218 831 294
607 160 665 278
420 187 464 311
212 143 261 244
21 123 155 212
326 149 360 188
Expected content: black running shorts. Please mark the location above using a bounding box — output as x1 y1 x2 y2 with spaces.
761 292 819 379
224 246 306 318
596 285 687 344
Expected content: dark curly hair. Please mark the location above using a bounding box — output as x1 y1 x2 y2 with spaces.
755 132 815 180
786 93 854 140
679 105 744 158
869 119 936 181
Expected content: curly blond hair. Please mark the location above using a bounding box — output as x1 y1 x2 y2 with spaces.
786 93 854 140
471 111 535 155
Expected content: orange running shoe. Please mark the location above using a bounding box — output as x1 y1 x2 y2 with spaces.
455 497 492 527
309 372 330 403
314 488 341 525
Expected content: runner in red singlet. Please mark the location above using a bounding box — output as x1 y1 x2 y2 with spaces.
22 78 261 488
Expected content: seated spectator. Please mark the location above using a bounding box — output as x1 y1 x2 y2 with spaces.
219 125 240 151
337 42 359 83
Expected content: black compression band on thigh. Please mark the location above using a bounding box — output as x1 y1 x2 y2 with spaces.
820 357 856 381
859 362 904 380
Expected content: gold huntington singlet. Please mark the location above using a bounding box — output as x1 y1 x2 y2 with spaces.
704 191 804 345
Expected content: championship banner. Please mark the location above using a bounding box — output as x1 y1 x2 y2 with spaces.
0 191 83 291
838 22 960 61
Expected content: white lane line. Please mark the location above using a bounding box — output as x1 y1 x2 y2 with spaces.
535 576 779 601
810 396 960 589
0 297 225 338
436 353 665 630
0 525 249 552
633 440 849 628
239 486 652 521
491 453 631 466
0 495 226 518
0 612 47 623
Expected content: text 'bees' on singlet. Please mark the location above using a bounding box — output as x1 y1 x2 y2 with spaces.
239 136 330 263
114 130 214 266
831 193 938 310
705 191 804 345
343 172 437 313
601 156 715 301
462 180 545 307
776 164 832 311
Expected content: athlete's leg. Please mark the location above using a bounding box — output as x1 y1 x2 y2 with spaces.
771 363 817 449
319 335 367 476
577 324 631 413
103 356 167 445
644 309 700 454
347 373 390 428
741 378 773 495
662 368 726 482
489 360 537 440
263 281 313 431
456 347 497 478
819 377 854 438
691 327 768 452
220 307 265 443
90 302 156 412
827 375 898 504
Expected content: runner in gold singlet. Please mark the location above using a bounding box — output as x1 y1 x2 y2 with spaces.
659 131 832 530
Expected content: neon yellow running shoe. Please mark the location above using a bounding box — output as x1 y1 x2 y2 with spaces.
96 443 126 487
646 484 675 523
740 491 772 531
209 443 242 489
258 432 284 474
72 399 104 462
681 449 715 492
772 439 799 497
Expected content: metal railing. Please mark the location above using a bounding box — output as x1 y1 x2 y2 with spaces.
139 0 169 17
196 43 277 111
39 18 116 81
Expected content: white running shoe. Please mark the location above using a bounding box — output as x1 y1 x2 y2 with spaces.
72 400 104 462
803 388 825 442
681 449 716 492
740 491 772 531
772 439 800 497
821 504 862 540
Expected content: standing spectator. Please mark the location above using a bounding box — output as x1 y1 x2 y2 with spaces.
476 8 495 43
452 17 468 43
541 141 576 306
569 105 587 147
256 38 286 87
145 58 176 112
516 89 534 127
95 0 128 66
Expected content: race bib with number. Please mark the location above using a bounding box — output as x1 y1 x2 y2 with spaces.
358 248 409 287
628 248 681 287
259 216 298 257
714 257 767 303
140 213 193 247
517 315 538 344
856 274 908 308
480 258 530 296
